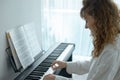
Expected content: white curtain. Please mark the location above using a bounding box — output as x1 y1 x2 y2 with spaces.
40 0 93 56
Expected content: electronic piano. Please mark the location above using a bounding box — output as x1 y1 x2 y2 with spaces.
14 43 75 80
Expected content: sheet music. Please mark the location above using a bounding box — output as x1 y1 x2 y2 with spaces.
6 33 22 70
23 23 42 58
8 26 34 69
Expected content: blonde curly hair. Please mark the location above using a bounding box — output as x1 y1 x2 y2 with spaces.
80 0 120 57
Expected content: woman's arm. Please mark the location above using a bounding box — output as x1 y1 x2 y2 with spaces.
44 57 91 80
66 58 91 75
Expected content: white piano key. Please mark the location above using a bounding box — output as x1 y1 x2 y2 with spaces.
40 44 74 80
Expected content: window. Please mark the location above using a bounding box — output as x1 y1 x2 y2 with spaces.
40 0 93 56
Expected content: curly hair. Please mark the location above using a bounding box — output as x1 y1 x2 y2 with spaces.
80 0 120 57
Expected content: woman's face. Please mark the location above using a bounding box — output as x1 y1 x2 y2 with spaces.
84 14 95 30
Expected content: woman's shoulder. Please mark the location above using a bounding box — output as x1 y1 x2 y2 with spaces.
99 35 120 60
104 34 120 52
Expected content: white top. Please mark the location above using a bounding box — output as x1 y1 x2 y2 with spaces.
55 35 120 80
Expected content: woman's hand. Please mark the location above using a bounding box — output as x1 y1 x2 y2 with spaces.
51 60 67 70
43 61 67 80
43 74 55 80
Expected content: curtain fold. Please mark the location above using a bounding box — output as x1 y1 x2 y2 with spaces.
40 0 93 56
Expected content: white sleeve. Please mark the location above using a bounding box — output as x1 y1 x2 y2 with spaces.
66 58 91 75
55 75 72 80
88 47 120 80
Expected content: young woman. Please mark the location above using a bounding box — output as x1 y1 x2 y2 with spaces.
43 0 120 80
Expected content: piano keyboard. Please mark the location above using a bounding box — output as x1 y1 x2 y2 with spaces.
15 43 75 80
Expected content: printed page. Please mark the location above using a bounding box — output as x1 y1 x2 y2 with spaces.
23 23 42 58
6 33 22 70
8 26 34 69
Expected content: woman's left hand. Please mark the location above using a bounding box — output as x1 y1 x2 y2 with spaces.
43 74 55 80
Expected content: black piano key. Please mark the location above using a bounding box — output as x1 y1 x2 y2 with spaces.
47 56 58 60
24 79 33 80
24 79 39 80
24 79 32 80
39 62 51 67
34 66 48 72
52 50 63 54
30 72 44 76
49 53 60 57
55 47 66 50
56 43 68 50
43 59 54 63
26 75 41 80
25 79 39 80
24 43 69 80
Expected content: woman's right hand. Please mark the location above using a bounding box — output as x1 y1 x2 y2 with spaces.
51 60 67 70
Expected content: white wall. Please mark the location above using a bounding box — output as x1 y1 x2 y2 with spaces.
0 0 42 80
